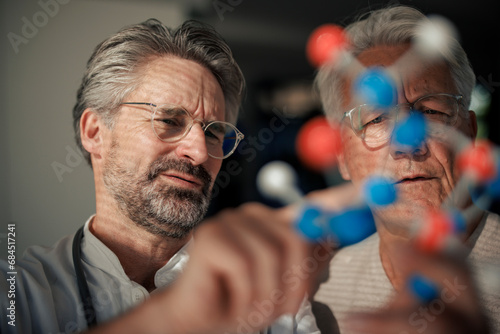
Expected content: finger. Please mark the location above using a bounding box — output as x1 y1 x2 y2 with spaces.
169 251 254 333
392 241 468 280
222 205 284 322
347 304 488 334
346 310 417 334
265 204 338 302
377 243 488 334
188 214 257 322
390 243 479 310
305 182 360 211
236 203 313 315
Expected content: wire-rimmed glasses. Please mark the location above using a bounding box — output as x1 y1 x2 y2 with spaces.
121 102 244 159
341 93 463 144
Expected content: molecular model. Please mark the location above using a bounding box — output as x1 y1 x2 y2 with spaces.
257 15 500 299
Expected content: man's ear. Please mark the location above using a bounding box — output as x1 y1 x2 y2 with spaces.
80 109 104 159
336 151 351 181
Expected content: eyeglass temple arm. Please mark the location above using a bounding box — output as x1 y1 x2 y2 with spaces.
120 102 156 107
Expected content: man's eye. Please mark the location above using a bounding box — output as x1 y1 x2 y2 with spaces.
420 108 452 118
369 116 383 124
205 123 226 141
364 114 387 127
422 109 439 114
205 128 225 143
157 117 183 127
205 130 219 140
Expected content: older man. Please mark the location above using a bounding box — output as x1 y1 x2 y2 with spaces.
311 5 499 334
0 19 323 334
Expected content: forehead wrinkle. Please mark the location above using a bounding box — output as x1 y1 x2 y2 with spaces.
346 44 408 109
127 56 225 122
145 60 199 104
401 62 457 103
192 65 226 123
159 59 223 122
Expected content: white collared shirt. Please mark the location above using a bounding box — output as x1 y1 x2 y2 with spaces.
0 216 319 333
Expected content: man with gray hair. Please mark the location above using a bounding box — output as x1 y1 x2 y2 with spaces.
310 5 499 334
0 19 323 334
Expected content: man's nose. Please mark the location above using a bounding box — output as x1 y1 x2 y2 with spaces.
389 111 429 159
389 136 429 159
174 124 209 165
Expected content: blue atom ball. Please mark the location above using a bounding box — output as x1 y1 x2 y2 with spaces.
354 67 397 108
364 176 398 206
327 206 376 247
408 274 439 304
468 184 493 211
449 210 467 233
393 112 428 149
295 205 327 242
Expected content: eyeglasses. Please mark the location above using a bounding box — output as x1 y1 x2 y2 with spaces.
121 102 244 159
342 93 463 144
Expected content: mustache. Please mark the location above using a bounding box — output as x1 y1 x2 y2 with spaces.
147 157 213 193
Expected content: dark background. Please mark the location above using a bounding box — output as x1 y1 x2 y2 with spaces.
199 0 500 215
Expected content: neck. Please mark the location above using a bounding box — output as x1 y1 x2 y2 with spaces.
92 179 191 292
377 226 408 292
90 213 191 292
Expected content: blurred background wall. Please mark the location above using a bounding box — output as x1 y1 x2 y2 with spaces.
1 0 499 258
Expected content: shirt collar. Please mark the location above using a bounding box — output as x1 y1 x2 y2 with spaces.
80 215 191 289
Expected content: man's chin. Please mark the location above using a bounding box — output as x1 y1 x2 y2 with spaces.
142 218 198 239
373 200 441 236
155 197 205 218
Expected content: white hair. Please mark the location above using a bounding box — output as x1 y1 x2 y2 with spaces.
73 19 245 165
315 5 475 120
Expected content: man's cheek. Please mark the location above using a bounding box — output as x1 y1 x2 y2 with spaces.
352 152 380 177
433 144 459 184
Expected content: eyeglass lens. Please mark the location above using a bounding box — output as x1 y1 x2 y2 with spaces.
353 94 459 143
152 104 239 158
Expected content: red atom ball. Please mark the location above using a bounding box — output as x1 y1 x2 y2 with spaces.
296 116 342 171
415 210 453 253
457 140 497 183
306 24 349 68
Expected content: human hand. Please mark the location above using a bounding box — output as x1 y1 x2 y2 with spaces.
86 202 334 334
344 244 490 334
159 202 333 334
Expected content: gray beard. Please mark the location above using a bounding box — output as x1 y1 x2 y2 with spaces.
103 141 213 239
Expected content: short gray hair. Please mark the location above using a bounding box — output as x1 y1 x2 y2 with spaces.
73 19 245 165
315 5 475 120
